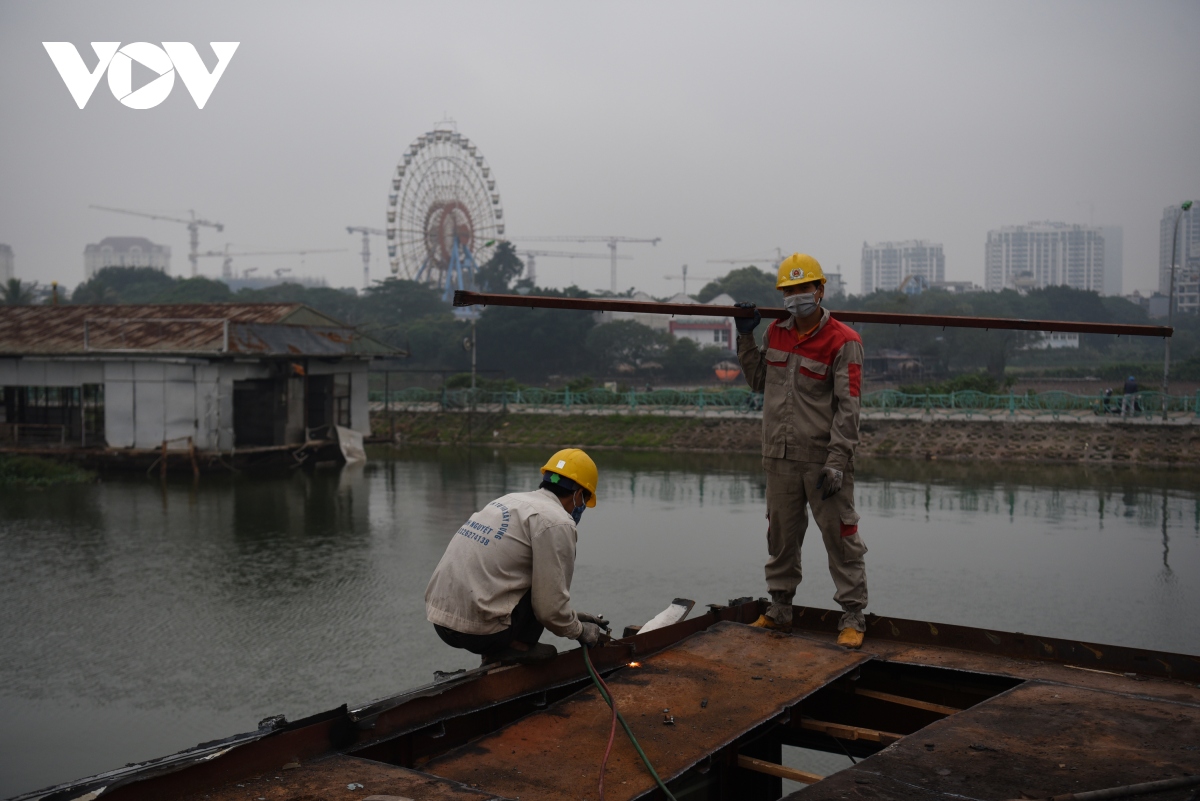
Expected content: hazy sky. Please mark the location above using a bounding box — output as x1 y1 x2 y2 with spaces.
2 1 1198 297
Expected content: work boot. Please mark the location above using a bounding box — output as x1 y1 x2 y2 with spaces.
481 642 557 666
837 627 864 649
749 614 792 633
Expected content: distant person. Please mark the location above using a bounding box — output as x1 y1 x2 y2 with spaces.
1122 375 1139 417
425 448 610 665
733 254 869 649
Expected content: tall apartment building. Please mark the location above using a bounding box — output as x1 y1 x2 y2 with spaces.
823 269 846 299
861 240 944 294
83 236 171 279
1099 225 1123 296
1159 203 1200 315
984 222 1104 293
0 244 12 283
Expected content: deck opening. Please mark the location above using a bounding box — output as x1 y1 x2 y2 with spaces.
661 659 1024 800
779 659 1023 763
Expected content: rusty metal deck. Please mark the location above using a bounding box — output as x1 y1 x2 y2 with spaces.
422 622 868 801
786 681 1200 800
176 755 506 801
17 601 1200 801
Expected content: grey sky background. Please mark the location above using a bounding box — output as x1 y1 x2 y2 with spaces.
2 0 1197 298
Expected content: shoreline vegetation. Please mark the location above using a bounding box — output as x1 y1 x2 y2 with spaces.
373 411 1200 467
0 454 95 487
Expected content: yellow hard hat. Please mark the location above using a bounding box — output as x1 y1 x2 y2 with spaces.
540 448 598 507
776 253 826 289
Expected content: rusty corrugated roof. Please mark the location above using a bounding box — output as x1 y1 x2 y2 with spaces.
0 304 397 357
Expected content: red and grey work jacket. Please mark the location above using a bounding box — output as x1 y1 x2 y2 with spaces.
736 308 863 469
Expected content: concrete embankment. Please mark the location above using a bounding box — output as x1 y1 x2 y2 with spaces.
373 411 1200 467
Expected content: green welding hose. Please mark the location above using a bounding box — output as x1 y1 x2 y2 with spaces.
582 646 679 801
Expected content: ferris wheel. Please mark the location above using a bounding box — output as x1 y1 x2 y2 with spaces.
386 123 505 302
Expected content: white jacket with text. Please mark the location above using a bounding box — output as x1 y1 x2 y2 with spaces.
425 488 583 640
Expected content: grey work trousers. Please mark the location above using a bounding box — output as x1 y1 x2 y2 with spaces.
763 457 868 632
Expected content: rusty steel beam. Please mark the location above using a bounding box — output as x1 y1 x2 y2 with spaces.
800 718 904 744
853 687 962 716
788 605 1200 682
737 754 823 784
453 291 1173 338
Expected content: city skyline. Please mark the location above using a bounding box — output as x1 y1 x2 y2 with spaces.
1 2 1198 298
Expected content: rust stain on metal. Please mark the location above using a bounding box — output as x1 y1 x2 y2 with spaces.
175 755 503 801
790 682 1200 800
424 622 867 801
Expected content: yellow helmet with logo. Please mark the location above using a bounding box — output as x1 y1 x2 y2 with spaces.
776 253 826 289
540 448 598 507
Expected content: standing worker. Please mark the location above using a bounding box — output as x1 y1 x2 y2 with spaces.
733 253 869 648
425 448 610 665
1122 375 1139 418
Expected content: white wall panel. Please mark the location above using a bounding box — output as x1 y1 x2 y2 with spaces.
164 379 197 445
164 363 195 382
41 362 79 386
133 381 165 448
133 362 166 382
15 361 47 385
0 358 21 384
194 376 221 449
350 366 369 434
104 362 134 381
105 381 135 447
68 361 105 383
216 365 237 450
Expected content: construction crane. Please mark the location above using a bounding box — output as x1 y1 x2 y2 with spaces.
197 245 346 280
706 247 785 271
515 249 630 285
90 205 224 278
514 236 661 293
346 226 385 289
663 264 722 297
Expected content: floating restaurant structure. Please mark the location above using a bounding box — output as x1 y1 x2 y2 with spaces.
15 599 1199 801
0 304 397 467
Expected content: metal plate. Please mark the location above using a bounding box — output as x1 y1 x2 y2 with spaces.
787 681 1200 800
174 755 507 801
424 621 869 801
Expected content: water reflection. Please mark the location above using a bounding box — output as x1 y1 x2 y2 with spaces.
0 449 1197 797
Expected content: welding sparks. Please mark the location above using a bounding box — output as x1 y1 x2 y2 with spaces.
628 662 642 667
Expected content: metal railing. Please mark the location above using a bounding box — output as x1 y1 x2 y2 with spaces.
369 388 1200 419
858 389 1198 420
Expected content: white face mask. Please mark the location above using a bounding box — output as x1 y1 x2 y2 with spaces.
784 292 820 318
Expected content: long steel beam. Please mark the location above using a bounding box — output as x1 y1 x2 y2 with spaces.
453 291 1173 338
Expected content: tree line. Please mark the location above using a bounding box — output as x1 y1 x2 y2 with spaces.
12 252 1197 386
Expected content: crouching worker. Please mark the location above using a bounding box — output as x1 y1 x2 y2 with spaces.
425 448 611 666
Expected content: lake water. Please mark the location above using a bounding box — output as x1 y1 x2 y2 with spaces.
1 447 1198 797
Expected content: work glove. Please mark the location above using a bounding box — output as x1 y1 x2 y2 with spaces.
577 612 611 633
734 301 761 334
816 465 844 500
577 621 604 647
